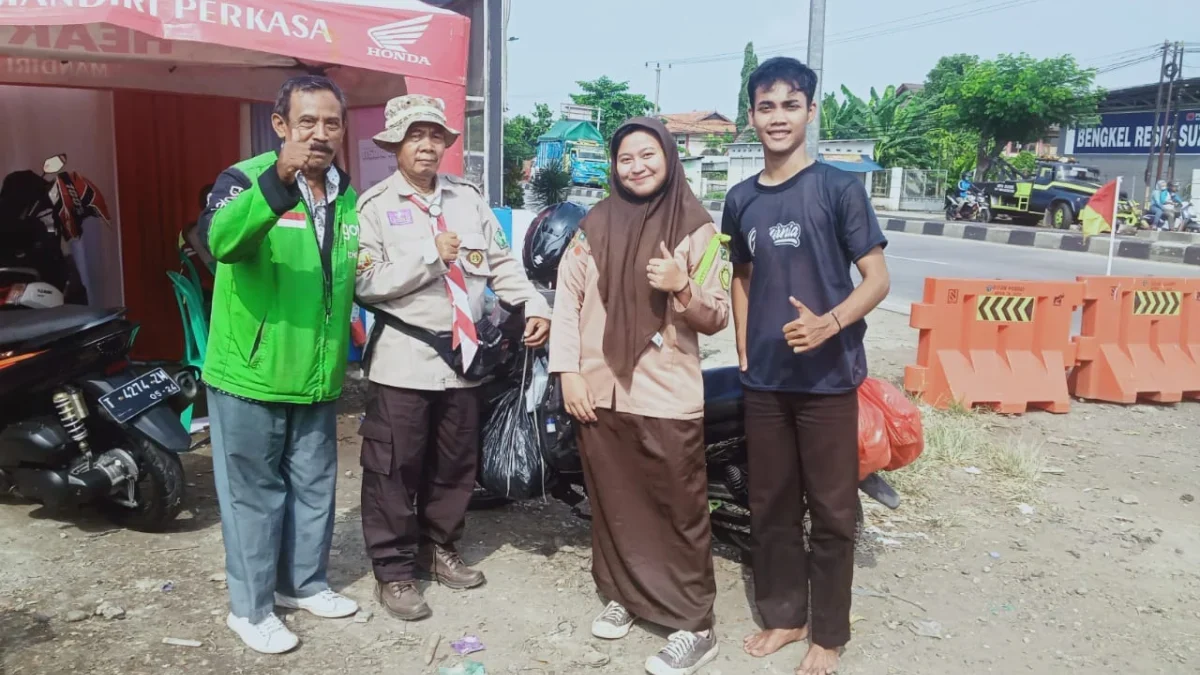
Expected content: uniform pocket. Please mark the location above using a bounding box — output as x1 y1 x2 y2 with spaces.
458 232 491 278
357 418 394 476
247 316 268 369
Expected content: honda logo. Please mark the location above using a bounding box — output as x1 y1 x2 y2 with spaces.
367 15 433 66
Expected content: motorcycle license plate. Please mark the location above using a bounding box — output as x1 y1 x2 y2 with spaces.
99 368 181 424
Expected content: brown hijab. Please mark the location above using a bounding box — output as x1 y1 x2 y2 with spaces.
579 117 711 381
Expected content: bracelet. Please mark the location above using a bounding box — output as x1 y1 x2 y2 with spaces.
831 312 843 332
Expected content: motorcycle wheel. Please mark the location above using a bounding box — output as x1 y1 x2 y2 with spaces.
99 437 185 532
976 206 992 224
945 206 958 221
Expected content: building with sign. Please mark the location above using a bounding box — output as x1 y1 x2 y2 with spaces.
1058 77 1200 199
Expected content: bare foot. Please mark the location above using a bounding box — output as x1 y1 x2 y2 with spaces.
742 626 809 657
795 643 841 675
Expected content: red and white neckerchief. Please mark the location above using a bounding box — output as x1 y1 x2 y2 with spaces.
407 193 479 371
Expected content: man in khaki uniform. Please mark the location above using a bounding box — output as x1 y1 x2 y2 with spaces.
355 95 551 621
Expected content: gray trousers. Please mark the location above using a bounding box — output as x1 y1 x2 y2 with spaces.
208 387 338 623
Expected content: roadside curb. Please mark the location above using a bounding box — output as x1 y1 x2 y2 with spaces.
566 188 1200 267
882 218 1200 267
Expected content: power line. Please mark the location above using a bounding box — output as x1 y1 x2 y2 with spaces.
662 0 1007 65
660 0 1045 67
827 0 1043 45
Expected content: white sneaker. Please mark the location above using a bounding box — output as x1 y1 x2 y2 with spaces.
226 612 299 654
591 600 635 639
275 589 359 618
645 630 719 675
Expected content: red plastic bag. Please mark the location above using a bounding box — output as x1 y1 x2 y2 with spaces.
860 377 924 471
857 388 891 481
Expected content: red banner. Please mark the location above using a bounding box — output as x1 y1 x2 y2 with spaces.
0 1 470 86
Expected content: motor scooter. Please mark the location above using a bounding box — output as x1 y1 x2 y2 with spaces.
0 270 197 531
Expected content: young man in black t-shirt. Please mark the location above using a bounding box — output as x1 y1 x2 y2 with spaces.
722 57 891 675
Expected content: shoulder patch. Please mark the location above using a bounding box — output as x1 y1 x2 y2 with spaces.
356 249 374 275
718 262 732 291
494 228 510 250
569 230 590 258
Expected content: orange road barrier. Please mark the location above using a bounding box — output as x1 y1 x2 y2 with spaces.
904 278 1083 414
1069 276 1200 403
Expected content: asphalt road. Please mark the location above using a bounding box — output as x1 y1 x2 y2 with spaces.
867 231 1200 321
565 196 1200 316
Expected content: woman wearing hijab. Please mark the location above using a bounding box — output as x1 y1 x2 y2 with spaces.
548 118 732 675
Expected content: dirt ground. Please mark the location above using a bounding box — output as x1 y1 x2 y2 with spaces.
3 308 1199 675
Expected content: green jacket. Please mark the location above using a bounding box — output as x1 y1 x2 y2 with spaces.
197 151 359 404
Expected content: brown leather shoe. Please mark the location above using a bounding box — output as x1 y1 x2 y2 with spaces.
375 580 431 621
418 544 486 589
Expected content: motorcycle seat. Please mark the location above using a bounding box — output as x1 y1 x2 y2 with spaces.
0 305 125 348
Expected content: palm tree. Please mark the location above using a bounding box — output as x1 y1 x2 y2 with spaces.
822 85 933 169
821 89 866 140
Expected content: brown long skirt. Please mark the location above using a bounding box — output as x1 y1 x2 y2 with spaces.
577 408 715 632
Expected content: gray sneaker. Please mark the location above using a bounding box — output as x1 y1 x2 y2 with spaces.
591 601 634 639
644 630 719 675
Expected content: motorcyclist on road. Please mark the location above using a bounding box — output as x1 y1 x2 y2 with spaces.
958 172 973 198
1150 180 1171 229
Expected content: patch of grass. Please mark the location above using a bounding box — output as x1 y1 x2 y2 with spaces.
985 435 1046 503
884 405 1047 507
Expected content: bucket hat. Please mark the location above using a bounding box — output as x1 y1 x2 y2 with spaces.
372 94 461 150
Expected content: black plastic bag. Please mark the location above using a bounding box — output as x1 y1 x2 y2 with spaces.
538 374 581 474
480 350 551 500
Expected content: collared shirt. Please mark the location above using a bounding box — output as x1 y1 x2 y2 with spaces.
355 170 551 391
547 224 732 421
296 166 340 248
406 184 451 265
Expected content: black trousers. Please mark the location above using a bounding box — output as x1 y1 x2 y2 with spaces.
358 383 480 582
744 389 860 648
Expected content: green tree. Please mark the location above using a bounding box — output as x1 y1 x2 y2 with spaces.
736 42 759 131
703 132 733 155
821 85 932 169
941 53 1103 179
569 76 654 143
1008 150 1039 175
820 90 865 140
923 53 979 100
925 127 979 177
501 103 556 207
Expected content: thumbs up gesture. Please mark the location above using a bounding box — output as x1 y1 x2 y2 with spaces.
783 296 840 353
647 241 688 293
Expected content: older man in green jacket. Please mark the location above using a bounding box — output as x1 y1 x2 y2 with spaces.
198 75 360 655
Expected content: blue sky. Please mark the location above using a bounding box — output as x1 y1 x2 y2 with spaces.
506 0 1196 118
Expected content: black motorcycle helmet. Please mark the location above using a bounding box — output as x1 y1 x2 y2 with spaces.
523 201 589 288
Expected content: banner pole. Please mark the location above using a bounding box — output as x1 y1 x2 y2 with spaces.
1106 177 1121 276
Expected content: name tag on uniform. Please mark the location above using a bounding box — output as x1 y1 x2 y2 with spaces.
651 332 664 349
387 209 414 226
278 211 307 229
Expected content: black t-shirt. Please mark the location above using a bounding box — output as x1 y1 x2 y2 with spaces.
721 162 887 394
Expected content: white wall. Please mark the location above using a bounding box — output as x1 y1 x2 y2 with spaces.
0 85 122 307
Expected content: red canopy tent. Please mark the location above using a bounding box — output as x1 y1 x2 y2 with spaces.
0 0 471 359
0 1 469 99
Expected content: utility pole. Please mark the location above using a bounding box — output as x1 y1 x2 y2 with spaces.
646 61 663 114
1155 42 1182 188
805 0 827 160
1143 41 1170 207
1167 44 1185 182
